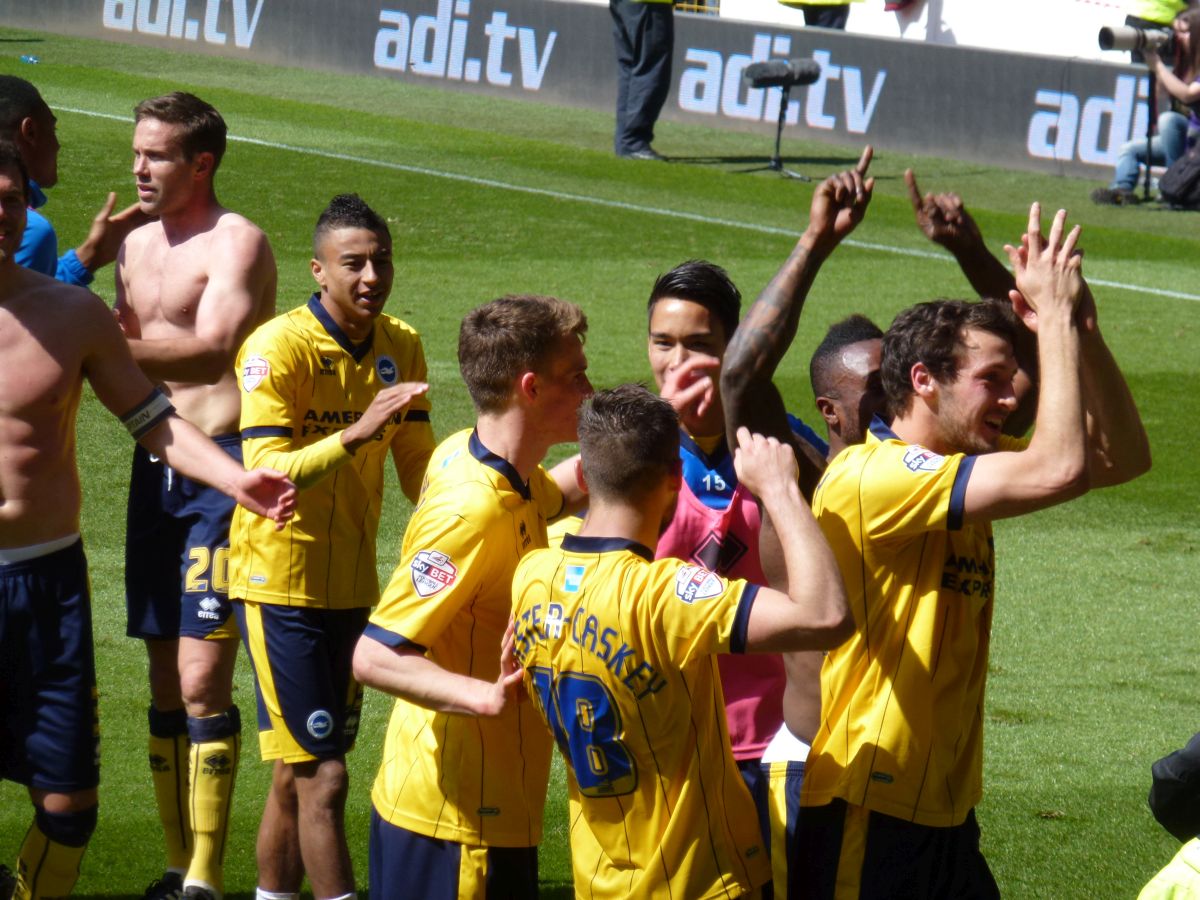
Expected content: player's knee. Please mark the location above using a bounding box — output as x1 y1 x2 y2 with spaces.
293 758 349 811
35 806 97 848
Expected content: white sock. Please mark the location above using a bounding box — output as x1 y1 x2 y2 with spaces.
255 891 299 900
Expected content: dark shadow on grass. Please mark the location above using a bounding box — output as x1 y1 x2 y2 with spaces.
0 37 45 43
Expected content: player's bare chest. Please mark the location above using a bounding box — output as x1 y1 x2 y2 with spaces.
0 315 80 415
126 239 211 326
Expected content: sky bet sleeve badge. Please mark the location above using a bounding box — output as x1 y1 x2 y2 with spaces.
675 565 724 604
242 355 270 392
903 445 946 473
411 549 457 597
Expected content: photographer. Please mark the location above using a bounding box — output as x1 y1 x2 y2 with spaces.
1093 8 1200 204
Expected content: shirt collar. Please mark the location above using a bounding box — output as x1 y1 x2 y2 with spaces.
306 293 373 361
560 533 654 562
27 180 47 211
468 429 531 500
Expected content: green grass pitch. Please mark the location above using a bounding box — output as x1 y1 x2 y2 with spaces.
0 24 1197 899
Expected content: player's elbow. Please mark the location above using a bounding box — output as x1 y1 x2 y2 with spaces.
351 636 386 690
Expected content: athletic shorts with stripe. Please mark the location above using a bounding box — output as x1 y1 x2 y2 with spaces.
235 602 366 763
0 539 99 793
369 810 537 900
125 435 242 641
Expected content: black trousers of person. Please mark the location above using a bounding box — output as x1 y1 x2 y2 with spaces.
610 0 674 156
799 4 850 29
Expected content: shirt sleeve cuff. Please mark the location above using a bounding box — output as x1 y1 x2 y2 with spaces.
362 622 426 652
58 249 94 286
729 584 759 654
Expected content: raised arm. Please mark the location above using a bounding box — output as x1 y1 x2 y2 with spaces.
962 205 1089 523
721 145 874 496
124 224 276 384
731 428 850 653
1075 281 1152 487
71 192 151 277
905 169 1038 435
905 169 1016 302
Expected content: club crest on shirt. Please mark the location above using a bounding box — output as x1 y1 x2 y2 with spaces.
242 355 270 392
675 565 724 604
411 549 457 597
376 355 398 384
903 446 946 473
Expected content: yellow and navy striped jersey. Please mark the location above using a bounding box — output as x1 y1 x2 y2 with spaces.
367 428 564 847
228 294 433 609
802 418 1025 827
512 534 771 900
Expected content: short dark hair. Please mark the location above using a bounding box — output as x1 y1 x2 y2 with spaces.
458 295 588 414
313 193 390 255
881 298 1018 418
810 314 884 399
0 140 30 202
647 260 741 343
578 384 679 503
134 92 227 172
0 76 50 141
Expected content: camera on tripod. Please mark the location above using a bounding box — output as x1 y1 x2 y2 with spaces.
1099 24 1176 55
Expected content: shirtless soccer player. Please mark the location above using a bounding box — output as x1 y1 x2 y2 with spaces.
511 385 851 900
0 145 293 900
229 193 433 900
353 294 590 900
113 92 277 900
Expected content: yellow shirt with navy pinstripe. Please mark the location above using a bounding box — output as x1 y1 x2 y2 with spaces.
367 428 563 847
511 533 772 900
228 294 433 609
802 419 1026 828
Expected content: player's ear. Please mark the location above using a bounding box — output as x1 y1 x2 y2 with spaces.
668 457 682 492
518 370 538 403
16 115 37 146
911 362 936 398
192 150 215 180
815 395 839 430
310 257 325 289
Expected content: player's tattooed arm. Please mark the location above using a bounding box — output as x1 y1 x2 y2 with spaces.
721 145 874 498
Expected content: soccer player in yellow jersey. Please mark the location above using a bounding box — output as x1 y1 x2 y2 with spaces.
790 206 1151 897
512 384 852 900
227 193 434 900
352 295 591 900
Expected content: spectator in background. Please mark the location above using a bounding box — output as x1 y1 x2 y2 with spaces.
1094 7 1200 204
0 75 145 285
779 0 861 30
611 0 673 160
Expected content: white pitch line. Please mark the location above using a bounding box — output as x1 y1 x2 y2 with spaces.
61 105 1200 304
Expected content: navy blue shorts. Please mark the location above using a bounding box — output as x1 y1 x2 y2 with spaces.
0 540 100 793
369 810 538 900
235 602 366 763
793 799 999 899
125 435 241 641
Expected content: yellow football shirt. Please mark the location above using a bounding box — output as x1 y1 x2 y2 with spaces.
228 295 434 609
512 534 772 899
367 428 564 847
802 419 1025 827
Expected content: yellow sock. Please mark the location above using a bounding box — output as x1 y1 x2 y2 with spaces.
186 707 242 894
149 705 192 871
15 808 94 900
